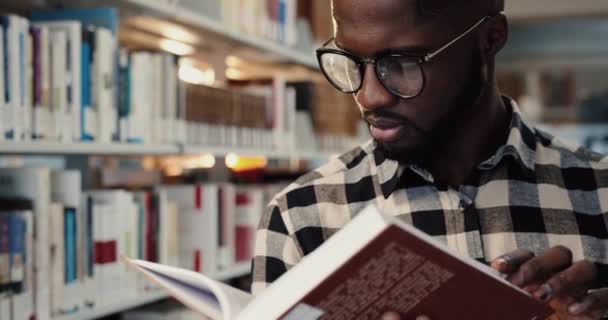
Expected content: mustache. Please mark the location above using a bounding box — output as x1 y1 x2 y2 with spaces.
363 109 429 135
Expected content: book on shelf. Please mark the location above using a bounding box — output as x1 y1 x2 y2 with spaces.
0 163 278 320
124 205 555 320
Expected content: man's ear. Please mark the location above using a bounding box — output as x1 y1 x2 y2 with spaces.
482 13 509 57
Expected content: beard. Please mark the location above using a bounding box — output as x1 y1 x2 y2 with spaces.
376 50 486 164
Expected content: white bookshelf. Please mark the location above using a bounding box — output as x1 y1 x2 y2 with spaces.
66 0 318 68
0 141 340 160
212 262 252 281
56 291 168 320
54 263 252 320
181 145 339 161
0 141 180 155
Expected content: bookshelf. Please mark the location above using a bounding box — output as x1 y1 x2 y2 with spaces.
65 0 319 68
56 291 169 320
0 141 340 160
54 263 252 320
0 142 180 156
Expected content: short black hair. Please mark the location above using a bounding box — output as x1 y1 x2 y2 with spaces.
418 0 504 17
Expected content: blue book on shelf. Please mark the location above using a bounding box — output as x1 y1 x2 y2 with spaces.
30 8 118 35
118 48 131 142
8 213 25 293
0 215 10 292
81 27 94 141
278 0 286 43
64 208 77 284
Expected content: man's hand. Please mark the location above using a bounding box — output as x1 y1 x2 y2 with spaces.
380 312 429 320
491 247 608 319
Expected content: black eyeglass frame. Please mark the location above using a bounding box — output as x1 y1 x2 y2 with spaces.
316 14 497 99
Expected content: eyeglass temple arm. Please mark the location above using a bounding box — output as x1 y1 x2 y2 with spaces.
423 14 497 62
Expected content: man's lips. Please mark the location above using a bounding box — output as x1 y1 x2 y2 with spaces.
367 116 405 142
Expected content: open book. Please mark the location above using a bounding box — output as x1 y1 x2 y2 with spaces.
123 205 556 320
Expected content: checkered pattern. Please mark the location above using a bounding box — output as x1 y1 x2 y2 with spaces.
251 98 608 296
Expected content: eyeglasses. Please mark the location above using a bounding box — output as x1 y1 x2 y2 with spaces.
316 15 495 99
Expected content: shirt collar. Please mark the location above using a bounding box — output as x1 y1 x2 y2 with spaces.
370 97 538 199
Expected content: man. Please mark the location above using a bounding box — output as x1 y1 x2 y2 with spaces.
252 0 608 319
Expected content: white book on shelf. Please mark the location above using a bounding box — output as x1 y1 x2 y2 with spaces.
151 53 163 144
285 0 297 47
93 27 115 143
162 185 219 275
0 167 52 320
34 21 83 142
24 25 33 141
234 187 264 263
16 17 30 141
89 191 138 302
218 184 236 269
91 202 112 307
129 52 151 143
284 85 297 151
2 15 21 140
48 202 65 317
50 170 83 314
80 195 96 308
49 30 68 142
0 294 9 320
157 190 179 267
162 54 177 144
31 26 52 140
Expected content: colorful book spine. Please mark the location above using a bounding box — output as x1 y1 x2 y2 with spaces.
64 208 77 286
8 213 25 293
0 215 9 292
81 27 95 141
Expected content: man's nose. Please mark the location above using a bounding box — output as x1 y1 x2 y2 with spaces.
355 64 398 111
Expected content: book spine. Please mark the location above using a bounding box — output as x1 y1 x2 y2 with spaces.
23 20 33 141
31 26 42 139
8 214 25 293
117 48 130 143
0 215 9 291
82 27 96 141
0 25 4 142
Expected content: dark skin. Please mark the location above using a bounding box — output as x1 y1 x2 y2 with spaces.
331 0 607 319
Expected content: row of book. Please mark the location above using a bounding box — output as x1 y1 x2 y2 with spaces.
220 0 299 47
0 8 189 145
0 166 279 320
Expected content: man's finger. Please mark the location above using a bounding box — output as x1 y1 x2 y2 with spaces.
380 312 430 320
507 246 573 287
491 249 535 274
533 260 598 302
568 288 608 316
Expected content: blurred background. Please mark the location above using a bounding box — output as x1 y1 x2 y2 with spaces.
0 1 606 320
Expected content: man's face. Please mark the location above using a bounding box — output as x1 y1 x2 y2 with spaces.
332 0 485 161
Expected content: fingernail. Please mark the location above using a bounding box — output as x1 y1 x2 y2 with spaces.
495 257 509 266
568 300 590 315
568 302 584 315
510 273 525 287
533 284 553 302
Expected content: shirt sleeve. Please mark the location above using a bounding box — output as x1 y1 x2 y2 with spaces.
251 204 303 295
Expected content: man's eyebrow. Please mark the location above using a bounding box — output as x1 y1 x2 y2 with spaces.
334 39 430 57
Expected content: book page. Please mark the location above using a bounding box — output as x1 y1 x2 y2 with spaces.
123 258 252 320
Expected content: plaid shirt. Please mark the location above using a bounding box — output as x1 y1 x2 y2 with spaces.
252 97 608 295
